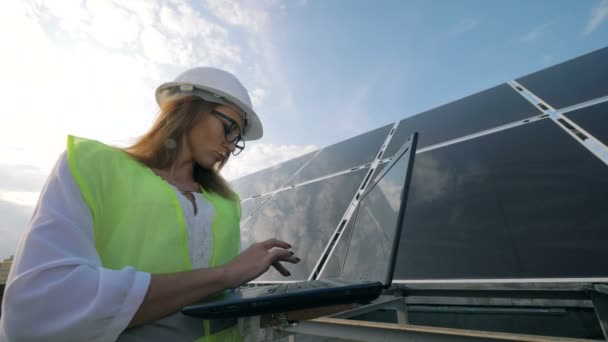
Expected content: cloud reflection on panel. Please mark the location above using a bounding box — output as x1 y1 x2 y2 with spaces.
239 195 270 224
229 150 318 199
393 143 504 279
338 152 411 283
321 146 488 281
241 169 367 281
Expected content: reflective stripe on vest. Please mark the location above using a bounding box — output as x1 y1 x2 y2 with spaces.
67 135 242 341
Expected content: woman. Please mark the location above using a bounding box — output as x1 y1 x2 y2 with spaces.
0 67 346 341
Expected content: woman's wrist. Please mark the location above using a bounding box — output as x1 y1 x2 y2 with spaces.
215 264 238 289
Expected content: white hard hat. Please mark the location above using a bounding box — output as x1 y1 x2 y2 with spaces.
155 67 263 141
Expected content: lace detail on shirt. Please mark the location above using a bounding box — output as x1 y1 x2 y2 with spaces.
169 185 215 269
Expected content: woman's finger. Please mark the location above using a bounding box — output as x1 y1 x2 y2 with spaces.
276 255 300 264
261 238 291 250
269 248 294 261
272 261 291 276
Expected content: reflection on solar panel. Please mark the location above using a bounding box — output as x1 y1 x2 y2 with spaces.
241 169 368 281
338 139 415 284
239 195 270 221
395 120 608 280
289 124 393 184
231 150 318 199
384 83 542 156
233 47 608 285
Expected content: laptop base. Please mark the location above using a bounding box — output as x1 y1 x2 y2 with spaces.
182 280 383 319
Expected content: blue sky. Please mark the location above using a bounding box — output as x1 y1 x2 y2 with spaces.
267 0 608 146
0 0 607 259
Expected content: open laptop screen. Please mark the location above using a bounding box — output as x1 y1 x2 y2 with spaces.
339 133 417 286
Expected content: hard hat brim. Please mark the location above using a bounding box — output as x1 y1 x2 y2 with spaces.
155 82 263 141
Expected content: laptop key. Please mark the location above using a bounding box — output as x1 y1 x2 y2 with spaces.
265 280 336 295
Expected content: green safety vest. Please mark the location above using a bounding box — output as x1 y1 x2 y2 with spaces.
67 135 242 341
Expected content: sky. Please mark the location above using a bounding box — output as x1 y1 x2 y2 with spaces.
0 0 607 259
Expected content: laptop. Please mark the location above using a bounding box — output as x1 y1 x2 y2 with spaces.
182 132 419 319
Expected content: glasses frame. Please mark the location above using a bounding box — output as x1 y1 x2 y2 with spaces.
212 110 245 156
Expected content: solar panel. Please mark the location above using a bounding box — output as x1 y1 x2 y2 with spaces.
321 161 391 279
239 195 270 221
384 84 541 157
563 101 608 148
516 47 608 110
394 119 608 280
289 124 392 184
230 150 317 199
338 138 416 284
241 168 367 281
230 47 608 286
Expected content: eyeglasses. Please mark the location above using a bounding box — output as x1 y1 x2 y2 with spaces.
212 110 245 156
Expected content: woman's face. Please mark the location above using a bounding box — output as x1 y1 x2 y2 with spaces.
186 104 245 169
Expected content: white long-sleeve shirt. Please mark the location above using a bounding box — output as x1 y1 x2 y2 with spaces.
0 152 259 341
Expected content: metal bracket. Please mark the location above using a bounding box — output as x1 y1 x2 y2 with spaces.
594 284 608 296
591 286 608 341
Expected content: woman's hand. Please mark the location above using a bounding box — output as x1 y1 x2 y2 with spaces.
221 238 300 288
129 239 298 328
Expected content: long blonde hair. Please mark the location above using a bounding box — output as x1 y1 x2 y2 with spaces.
122 96 236 199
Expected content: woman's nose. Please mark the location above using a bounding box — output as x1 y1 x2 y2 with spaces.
225 142 236 153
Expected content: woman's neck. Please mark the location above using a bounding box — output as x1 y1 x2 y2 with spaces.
165 140 195 184
165 160 194 184
154 147 199 192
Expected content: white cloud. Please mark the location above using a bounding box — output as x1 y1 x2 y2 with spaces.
337 79 378 136
0 200 33 259
115 0 160 26
584 0 608 35
33 0 245 69
377 178 403 212
451 18 479 36
85 0 141 48
159 4 185 35
221 143 318 180
520 21 554 43
38 1 90 32
202 0 295 113
37 0 141 49
0 192 40 207
0 0 252 171
250 87 266 107
521 29 541 43
202 0 269 32
542 55 555 67
141 26 174 64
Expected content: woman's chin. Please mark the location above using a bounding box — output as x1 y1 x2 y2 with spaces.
197 156 221 169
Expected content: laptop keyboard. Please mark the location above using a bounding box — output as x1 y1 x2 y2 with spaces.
265 280 336 295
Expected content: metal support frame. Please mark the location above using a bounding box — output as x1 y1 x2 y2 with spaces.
273 295 598 341
508 80 608 166
283 317 594 342
591 286 608 341
396 297 409 324
328 295 407 320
